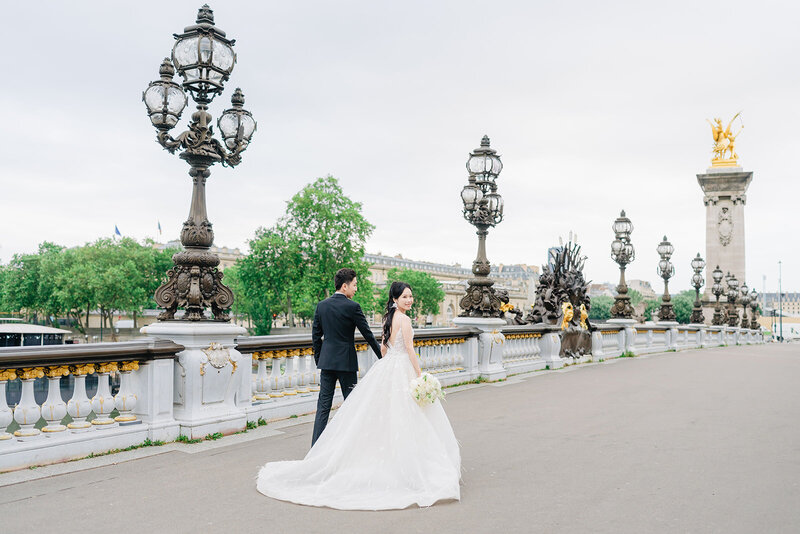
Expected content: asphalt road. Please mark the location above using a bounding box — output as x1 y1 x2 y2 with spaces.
1 343 798 534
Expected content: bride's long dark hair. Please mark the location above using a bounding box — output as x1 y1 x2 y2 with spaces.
382 281 412 344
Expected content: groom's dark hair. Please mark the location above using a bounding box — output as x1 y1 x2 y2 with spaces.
334 268 357 290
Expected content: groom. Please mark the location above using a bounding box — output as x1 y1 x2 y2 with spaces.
311 268 382 446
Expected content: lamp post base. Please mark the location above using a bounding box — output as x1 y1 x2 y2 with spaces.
458 278 502 318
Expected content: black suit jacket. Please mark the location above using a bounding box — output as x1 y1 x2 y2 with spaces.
312 293 382 372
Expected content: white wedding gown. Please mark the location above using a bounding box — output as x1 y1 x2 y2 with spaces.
256 329 461 510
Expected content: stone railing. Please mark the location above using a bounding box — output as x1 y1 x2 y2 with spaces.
0 340 182 471
0 322 764 472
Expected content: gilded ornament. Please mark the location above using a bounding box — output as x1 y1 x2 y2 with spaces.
70 363 95 376
95 362 119 374
46 366 70 378
0 369 17 381
119 361 140 372
579 304 588 330
19 367 45 380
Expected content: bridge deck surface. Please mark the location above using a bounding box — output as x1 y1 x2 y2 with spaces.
1 344 798 533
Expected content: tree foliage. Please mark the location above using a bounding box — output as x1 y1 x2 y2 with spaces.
672 290 696 324
234 176 376 334
588 295 613 321
378 268 445 324
0 238 178 338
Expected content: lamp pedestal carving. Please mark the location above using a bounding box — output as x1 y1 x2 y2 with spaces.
141 321 249 439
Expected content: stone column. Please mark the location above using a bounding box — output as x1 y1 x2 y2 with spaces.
697 168 753 304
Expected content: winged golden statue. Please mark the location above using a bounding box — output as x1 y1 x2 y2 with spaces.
707 112 743 166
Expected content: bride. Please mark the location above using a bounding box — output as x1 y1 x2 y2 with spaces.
256 281 461 510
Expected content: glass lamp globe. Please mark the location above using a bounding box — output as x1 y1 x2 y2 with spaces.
218 88 256 150
171 5 236 102
712 265 724 284
143 59 187 129
692 273 704 287
691 253 705 272
466 136 503 182
656 236 674 258
611 239 623 255
461 184 482 211
612 210 633 237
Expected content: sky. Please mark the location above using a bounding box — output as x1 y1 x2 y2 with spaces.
0 0 794 295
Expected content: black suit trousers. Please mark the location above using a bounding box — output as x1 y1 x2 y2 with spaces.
311 369 357 446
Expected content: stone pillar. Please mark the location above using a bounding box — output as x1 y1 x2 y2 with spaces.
608 318 637 355
452 317 508 380
697 168 753 304
141 322 248 439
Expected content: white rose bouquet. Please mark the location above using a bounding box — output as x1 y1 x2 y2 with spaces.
409 372 445 407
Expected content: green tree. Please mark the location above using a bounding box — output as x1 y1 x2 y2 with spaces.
234 224 304 335
378 268 445 324
285 176 376 314
672 290 696 324
628 288 643 307
588 295 613 321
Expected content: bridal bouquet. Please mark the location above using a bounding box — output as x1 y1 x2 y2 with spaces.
410 373 445 407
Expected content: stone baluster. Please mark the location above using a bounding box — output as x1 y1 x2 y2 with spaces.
0 370 16 441
91 362 118 428
284 350 299 396
14 367 44 439
269 350 286 398
443 340 454 371
114 361 139 423
454 338 465 370
296 348 310 394
253 351 272 401
428 340 438 371
67 364 95 431
304 348 319 392
41 366 70 434
420 340 431 371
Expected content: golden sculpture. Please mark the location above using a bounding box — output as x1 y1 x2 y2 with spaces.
560 302 574 330
579 304 588 330
707 112 743 166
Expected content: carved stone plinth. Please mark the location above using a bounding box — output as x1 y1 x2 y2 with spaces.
141 322 249 439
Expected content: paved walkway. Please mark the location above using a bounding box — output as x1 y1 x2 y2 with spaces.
1 344 798 533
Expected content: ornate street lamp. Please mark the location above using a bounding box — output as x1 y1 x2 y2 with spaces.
710 265 725 325
610 210 635 319
143 5 256 321
749 288 760 330
656 236 676 322
725 273 739 327
739 283 750 328
690 253 706 324
459 135 504 317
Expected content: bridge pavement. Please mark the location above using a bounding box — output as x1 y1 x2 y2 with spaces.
1 343 798 533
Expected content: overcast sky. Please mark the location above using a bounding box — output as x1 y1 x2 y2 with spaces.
0 1 794 295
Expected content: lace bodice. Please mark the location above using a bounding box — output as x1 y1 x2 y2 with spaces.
387 328 413 355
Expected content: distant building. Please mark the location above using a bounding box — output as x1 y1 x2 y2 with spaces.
628 279 657 300
761 292 800 316
588 283 615 298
